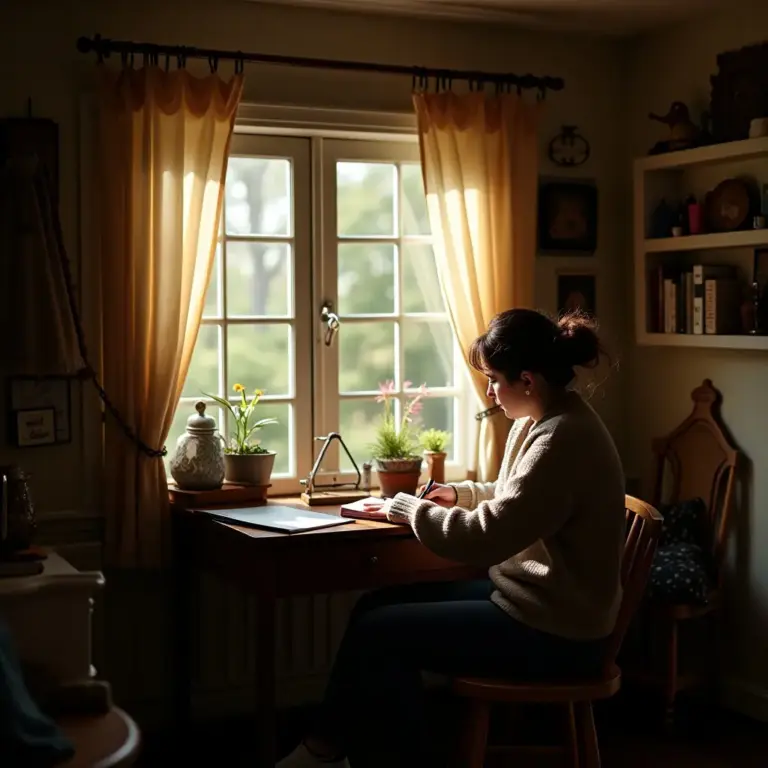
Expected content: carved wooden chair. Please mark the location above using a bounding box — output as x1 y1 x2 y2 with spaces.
453 496 662 768
647 378 741 723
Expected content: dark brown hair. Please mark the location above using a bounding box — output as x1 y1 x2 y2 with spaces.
468 308 603 389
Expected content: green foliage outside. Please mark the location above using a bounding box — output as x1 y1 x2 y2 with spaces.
167 152 459 476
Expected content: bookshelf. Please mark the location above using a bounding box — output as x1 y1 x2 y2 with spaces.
634 137 768 350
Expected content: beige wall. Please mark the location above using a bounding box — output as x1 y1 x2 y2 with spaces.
626 2 768 714
0 0 627 515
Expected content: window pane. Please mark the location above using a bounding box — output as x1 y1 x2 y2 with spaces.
401 243 443 314
401 163 430 236
339 321 395 393
165 402 224 473
337 162 396 237
227 324 291 397
226 242 291 317
339 399 380 470
419 397 456 461
203 246 220 318
225 157 291 236
338 243 395 316
182 325 220 398
403 320 454 388
223 401 292 475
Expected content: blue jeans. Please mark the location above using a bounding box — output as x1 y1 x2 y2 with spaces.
312 579 605 766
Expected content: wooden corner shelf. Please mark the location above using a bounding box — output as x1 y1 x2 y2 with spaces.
634 137 768 350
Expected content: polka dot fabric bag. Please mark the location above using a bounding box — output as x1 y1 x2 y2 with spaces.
648 498 715 605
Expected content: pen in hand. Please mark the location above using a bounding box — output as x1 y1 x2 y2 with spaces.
417 478 435 500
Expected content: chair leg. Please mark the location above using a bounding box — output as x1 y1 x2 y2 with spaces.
575 701 600 768
458 698 490 768
566 702 580 768
665 618 679 728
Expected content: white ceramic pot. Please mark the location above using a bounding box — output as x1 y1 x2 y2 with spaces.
169 402 225 490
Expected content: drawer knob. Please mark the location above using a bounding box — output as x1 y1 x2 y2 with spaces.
369 556 378 565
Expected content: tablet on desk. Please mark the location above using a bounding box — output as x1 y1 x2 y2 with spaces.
192 505 353 534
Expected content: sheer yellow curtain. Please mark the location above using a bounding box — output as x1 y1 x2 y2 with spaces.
414 92 540 481
95 66 243 568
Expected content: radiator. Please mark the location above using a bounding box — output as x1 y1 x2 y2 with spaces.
193 573 361 712
56 542 361 720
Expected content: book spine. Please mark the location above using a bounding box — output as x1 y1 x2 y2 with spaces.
692 264 705 334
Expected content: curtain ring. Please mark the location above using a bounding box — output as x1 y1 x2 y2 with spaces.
234 56 244 75
208 56 219 74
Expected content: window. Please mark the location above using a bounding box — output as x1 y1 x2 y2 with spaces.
167 132 469 493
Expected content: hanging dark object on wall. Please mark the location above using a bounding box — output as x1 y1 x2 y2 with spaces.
548 125 590 167
538 181 598 254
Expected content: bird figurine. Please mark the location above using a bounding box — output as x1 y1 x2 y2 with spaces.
648 101 699 153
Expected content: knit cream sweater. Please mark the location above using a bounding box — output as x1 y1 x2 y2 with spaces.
388 391 625 640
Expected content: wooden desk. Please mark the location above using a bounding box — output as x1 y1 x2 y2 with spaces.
172 496 481 766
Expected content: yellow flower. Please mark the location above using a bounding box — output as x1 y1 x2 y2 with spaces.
254 389 264 397
233 383 245 393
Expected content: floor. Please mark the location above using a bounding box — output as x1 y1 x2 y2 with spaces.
138 688 768 766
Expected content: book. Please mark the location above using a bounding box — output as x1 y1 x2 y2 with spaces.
340 497 388 521
192 505 353 534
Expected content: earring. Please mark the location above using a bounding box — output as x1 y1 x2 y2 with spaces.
525 390 531 396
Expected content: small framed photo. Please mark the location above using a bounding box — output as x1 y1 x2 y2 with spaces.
538 181 598 254
15 408 57 448
7 376 71 444
557 272 597 317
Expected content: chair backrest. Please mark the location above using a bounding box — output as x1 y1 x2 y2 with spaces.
651 379 740 575
602 495 663 670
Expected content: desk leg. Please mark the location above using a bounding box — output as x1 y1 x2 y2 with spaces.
254 595 277 766
172 513 194 734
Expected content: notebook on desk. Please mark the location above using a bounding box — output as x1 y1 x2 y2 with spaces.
340 497 388 521
193 505 353 534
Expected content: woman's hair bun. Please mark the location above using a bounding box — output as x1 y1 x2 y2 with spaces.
556 311 602 369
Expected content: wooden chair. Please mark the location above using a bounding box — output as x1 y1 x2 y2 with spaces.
453 495 663 768
647 378 741 723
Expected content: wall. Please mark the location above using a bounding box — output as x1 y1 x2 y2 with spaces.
0 0 627 522
626 1 768 718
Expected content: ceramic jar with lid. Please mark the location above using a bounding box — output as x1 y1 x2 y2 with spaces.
169 401 225 490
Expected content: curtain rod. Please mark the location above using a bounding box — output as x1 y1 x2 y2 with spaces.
76 34 564 93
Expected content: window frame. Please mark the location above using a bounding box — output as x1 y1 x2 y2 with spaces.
168 106 473 494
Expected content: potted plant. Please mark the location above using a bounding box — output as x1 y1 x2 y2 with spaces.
204 384 278 486
369 381 428 498
419 429 452 484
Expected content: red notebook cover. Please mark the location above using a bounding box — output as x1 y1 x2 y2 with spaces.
340 497 388 521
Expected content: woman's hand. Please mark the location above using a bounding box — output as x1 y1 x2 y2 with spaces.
417 483 457 507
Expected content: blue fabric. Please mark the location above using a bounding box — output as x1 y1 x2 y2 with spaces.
0 618 74 766
312 579 606 767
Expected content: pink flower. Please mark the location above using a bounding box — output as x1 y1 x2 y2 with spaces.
376 380 396 403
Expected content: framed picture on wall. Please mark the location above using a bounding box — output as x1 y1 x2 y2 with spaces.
538 181 598 254
6 376 72 445
557 272 597 318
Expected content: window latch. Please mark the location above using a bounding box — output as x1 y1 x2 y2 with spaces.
321 302 340 347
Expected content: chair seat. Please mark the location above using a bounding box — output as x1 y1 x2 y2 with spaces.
453 664 621 703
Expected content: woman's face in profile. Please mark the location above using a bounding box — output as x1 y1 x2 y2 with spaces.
485 368 530 420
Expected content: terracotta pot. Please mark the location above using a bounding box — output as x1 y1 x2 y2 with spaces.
223 452 276 486
424 451 447 484
374 457 423 498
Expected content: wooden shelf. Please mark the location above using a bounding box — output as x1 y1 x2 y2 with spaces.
637 333 768 351
644 230 768 253
635 137 768 172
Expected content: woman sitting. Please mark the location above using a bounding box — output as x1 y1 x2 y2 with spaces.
278 308 625 768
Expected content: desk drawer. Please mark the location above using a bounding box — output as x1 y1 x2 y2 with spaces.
275 537 476 597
